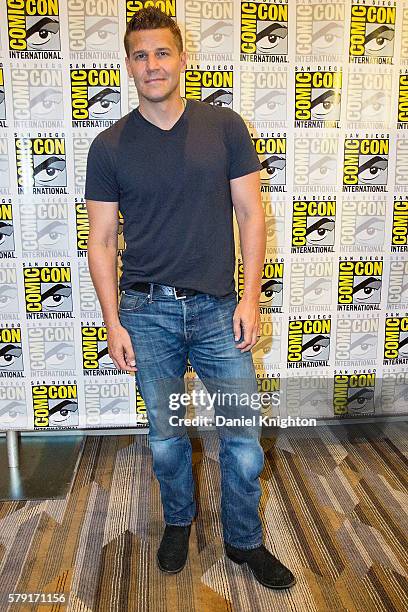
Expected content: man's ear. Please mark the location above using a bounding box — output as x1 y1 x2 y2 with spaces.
124 55 132 77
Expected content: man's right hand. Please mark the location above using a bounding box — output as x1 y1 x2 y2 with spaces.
107 324 137 372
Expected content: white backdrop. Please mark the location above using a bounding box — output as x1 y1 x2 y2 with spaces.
0 0 407 431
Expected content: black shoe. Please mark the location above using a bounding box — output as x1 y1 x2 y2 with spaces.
225 543 296 589
157 524 192 574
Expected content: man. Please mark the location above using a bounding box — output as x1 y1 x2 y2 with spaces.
85 7 295 590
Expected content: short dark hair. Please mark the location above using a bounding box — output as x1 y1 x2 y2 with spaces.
124 7 184 56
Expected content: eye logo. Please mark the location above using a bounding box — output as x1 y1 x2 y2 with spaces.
32 384 78 429
338 259 383 308
85 17 118 50
260 261 284 310
287 319 331 366
254 137 286 186
256 22 288 55
15 137 67 193
333 373 375 415
295 71 342 127
291 200 336 251
201 20 233 53
0 400 26 425
343 138 389 188
349 4 395 62
24 266 73 314
0 328 23 372
7 0 61 54
295 4 345 58
240 2 288 58
82 326 116 371
70 69 121 124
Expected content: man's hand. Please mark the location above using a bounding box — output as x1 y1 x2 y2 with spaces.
233 296 261 352
107 324 138 371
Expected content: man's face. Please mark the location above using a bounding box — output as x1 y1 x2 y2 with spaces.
125 28 186 103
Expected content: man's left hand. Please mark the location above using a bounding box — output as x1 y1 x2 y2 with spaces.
233 296 261 352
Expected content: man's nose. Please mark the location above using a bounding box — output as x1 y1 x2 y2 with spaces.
146 53 160 71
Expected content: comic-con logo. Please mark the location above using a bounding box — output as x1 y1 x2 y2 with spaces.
333 371 375 415
290 259 333 311
0 68 6 123
340 199 385 252
240 1 288 61
0 383 26 426
349 2 395 64
32 383 78 428
84 381 131 427
70 68 121 125
381 371 408 413
338 258 383 310
252 318 282 367
0 201 15 255
391 200 408 252
185 0 233 58
20 200 69 256
335 315 379 365
240 68 287 125
256 375 280 412
295 3 345 60
126 0 176 22
15 137 67 194
294 135 337 189
287 318 331 367
0 327 23 375
28 323 75 373
294 70 342 127
346 70 391 129
7 0 61 57
291 198 335 253
343 138 389 191
68 0 119 52
185 69 233 107
384 316 408 364
254 136 286 190
82 325 118 373
23 265 73 315
237 258 283 312
11 66 63 123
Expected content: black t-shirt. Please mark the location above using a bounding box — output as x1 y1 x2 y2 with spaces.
84 99 262 296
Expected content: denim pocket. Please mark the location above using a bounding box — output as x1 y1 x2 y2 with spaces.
119 291 150 312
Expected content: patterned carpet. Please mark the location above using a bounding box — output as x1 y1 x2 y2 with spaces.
0 422 407 611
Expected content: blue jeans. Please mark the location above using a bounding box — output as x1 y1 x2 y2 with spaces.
118 287 264 549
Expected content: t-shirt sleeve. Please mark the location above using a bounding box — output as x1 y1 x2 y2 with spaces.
227 110 262 180
84 135 119 201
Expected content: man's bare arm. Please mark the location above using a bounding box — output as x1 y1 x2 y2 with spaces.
86 199 137 371
230 170 266 351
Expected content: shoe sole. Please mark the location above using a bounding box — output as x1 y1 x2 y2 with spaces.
156 553 187 574
226 554 297 589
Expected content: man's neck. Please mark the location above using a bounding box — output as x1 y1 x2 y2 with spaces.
138 95 186 130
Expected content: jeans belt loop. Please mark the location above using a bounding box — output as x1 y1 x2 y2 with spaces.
149 282 154 303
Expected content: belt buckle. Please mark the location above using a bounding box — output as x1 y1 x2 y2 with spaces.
173 287 186 300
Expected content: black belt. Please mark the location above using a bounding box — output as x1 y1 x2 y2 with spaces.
128 282 200 299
